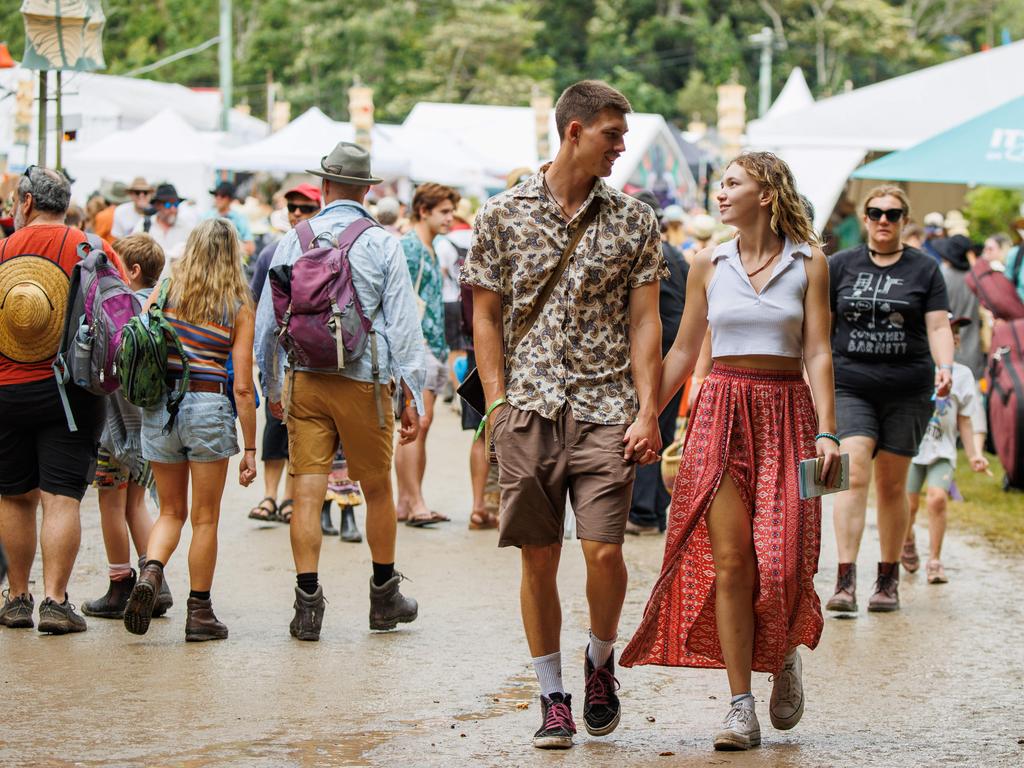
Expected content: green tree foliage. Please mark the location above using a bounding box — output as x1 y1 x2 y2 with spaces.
963 187 1024 239
0 0 1021 122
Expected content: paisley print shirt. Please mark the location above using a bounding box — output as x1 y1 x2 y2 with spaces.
460 167 666 425
401 231 449 361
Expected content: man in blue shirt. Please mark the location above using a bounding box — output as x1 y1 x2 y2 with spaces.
255 142 425 641
206 181 255 259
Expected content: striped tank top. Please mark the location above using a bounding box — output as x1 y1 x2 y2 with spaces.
165 307 233 383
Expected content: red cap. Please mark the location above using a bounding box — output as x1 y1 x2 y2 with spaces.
284 183 321 205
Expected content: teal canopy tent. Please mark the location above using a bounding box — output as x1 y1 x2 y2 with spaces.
852 96 1024 188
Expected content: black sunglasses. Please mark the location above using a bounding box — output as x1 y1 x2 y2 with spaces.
866 207 905 223
287 203 318 214
21 164 36 192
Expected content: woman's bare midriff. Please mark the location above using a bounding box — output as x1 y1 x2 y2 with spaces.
713 354 803 372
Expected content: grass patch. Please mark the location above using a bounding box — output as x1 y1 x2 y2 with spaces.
947 449 1024 554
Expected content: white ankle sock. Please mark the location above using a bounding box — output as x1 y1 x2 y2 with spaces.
587 631 616 668
731 692 755 708
532 651 564 697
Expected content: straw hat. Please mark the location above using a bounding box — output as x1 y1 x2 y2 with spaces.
0 255 69 363
126 177 154 193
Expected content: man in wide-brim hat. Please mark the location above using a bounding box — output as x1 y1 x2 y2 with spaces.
112 176 155 239
254 141 423 642
136 183 195 276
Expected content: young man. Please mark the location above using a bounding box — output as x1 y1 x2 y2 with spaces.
461 80 665 749
254 142 424 642
206 181 256 258
396 183 459 527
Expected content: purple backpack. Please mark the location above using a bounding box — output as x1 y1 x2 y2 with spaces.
269 218 387 426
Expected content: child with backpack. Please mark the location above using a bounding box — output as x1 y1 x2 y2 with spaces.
121 219 257 642
82 235 174 620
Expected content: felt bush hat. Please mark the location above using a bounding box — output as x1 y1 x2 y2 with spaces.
127 177 154 193
0 255 69 363
307 142 382 186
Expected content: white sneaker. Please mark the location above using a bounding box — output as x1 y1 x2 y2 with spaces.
770 649 805 730
713 699 761 750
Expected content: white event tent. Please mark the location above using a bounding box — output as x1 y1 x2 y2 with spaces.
747 41 1024 229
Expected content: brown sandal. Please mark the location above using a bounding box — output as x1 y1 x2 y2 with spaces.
468 511 498 530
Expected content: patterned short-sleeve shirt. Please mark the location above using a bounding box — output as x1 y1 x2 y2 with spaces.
460 167 666 425
401 231 449 361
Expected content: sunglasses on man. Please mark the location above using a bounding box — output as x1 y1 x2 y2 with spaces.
156 201 179 209
866 207 905 223
287 203 318 214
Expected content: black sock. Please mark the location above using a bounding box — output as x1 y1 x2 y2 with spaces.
189 590 210 601
297 572 319 595
146 559 165 572
372 562 394 587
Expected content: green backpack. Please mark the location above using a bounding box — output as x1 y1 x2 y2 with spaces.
116 279 190 430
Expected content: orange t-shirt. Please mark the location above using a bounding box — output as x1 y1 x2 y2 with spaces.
93 205 115 242
0 224 127 386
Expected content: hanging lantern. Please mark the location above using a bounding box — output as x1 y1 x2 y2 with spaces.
20 0 105 72
0 42 16 69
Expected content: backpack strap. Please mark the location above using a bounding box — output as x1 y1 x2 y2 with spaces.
295 220 317 253
53 260 86 432
153 279 191 434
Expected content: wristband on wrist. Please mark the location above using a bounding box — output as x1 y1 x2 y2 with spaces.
474 397 507 441
815 432 840 446
244 447 256 452
939 364 953 371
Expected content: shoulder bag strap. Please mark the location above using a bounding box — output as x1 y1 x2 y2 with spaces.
295 220 316 253
506 199 600 354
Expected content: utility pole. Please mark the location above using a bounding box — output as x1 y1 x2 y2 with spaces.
37 70 46 166
749 26 774 118
219 0 232 131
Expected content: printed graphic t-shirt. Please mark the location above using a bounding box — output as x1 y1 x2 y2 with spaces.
913 362 980 467
829 245 949 394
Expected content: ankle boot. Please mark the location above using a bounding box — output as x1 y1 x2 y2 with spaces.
185 596 229 641
369 572 418 631
321 501 339 536
868 562 900 612
290 585 325 641
124 562 164 635
340 506 362 543
140 557 175 618
825 562 857 612
82 571 137 619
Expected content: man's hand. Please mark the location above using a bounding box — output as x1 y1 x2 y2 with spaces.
623 411 662 465
238 452 257 487
269 400 283 420
398 404 420 445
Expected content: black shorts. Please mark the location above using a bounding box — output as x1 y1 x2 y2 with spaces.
0 377 103 501
835 387 933 457
459 350 483 433
261 407 289 461
444 301 466 351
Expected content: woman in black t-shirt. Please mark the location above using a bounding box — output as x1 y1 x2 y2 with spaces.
826 185 953 615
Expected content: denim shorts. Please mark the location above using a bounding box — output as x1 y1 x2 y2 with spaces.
142 392 239 464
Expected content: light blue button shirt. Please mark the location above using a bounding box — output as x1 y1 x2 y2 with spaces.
254 199 426 413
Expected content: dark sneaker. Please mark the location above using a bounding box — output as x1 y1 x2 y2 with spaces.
0 590 35 629
185 596 228 641
369 573 417 631
37 595 87 634
533 693 576 749
290 585 325 641
868 562 900 612
825 562 857 613
83 572 137 619
124 562 163 635
583 648 621 736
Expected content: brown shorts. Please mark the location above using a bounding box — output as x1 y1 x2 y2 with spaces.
286 372 394 481
492 405 635 547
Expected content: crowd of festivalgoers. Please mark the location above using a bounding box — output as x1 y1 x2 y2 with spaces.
1 79 1022 753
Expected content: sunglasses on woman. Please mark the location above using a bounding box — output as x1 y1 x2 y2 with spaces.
866 207 905 223
287 203 318 214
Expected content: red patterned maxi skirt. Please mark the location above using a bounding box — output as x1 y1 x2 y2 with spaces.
620 364 823 675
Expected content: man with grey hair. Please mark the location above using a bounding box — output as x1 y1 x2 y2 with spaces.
0 166 114 635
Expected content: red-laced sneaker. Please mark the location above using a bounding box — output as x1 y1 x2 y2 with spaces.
533 693 576 749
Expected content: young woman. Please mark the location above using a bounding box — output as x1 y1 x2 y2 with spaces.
621 152 838 751
123 218 258 641
826 186 953 614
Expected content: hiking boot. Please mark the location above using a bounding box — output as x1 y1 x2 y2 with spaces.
185 596 228 641
769 649 804 730
825 562 857 613
926 559 948 584
290 585 325 641
901 539 920 573
140 558 174 618
868 562 900 612
124 562 164 635
533 693 576 749
0 590 35 629
340 506 362 543
82 571 136 619
37 595 87 634
583 648 621 736
320 501 338 536
714 699 761 750
369 573 418 631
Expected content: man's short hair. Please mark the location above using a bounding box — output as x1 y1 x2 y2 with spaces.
113 234 165 288
411 183 460 221
555 80 632 140
18 166 72 214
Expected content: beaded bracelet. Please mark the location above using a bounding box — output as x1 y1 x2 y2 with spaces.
815 432 841 446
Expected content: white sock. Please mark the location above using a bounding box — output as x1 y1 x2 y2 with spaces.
731 692 755 708
532 651 564 697
587 631 616 668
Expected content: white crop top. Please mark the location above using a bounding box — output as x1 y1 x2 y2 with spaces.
706 237 811 359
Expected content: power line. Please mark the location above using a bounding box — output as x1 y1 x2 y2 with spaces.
122 37 221 77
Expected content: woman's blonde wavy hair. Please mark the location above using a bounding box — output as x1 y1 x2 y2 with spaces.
169 218 253 326
728 151 819 246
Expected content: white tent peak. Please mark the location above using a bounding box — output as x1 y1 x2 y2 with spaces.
764 67 813 120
